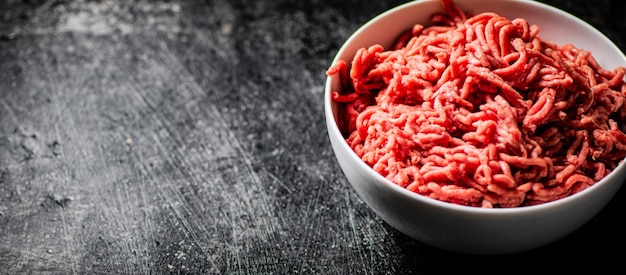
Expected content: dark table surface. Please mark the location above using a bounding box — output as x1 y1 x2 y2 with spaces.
1 0 625 274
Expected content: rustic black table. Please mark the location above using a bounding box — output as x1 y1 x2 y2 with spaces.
1 0 624 274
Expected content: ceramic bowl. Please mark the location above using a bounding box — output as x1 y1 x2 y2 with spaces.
325 0 626 255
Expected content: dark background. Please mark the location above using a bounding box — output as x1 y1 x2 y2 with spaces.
1 0 624 274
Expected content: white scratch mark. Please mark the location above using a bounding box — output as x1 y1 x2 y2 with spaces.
345 191 369 275
41 49 79 275
263 168 293 194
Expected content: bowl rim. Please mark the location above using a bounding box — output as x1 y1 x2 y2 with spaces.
324 0 626 214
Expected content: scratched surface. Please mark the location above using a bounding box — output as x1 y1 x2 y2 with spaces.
0 0 625 274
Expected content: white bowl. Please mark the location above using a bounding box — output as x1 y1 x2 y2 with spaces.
325 0 626 255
